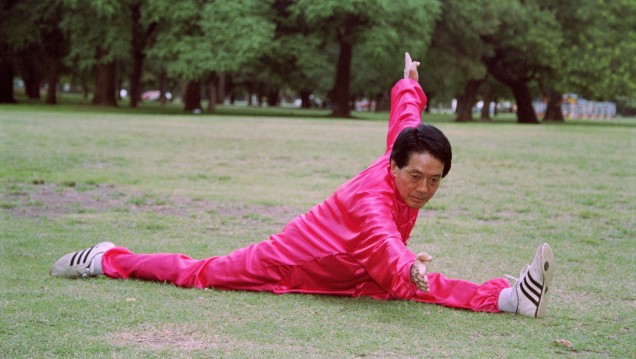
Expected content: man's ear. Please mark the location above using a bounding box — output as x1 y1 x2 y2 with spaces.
390 159 397 177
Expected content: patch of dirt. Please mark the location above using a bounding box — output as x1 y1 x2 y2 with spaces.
107 323 324 356
0 182 301 225
109 324 221 352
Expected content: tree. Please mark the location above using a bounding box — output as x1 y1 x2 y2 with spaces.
539 0 636 120
40 3 67 105
128 0 157 108
254 1 333 109
0 0 24 103
429 0 567 124
287 0 440 118
426 0 507 122
147 0 275 111
480 1 563 124
62 0 130 106
2 0 69 104
351 4 438 112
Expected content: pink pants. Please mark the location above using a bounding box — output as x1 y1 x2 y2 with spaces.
102 246 508 313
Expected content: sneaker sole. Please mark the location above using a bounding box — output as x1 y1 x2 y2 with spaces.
535 243 554 318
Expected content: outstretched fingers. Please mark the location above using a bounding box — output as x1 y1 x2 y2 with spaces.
404 52 420 81
411 252 433 292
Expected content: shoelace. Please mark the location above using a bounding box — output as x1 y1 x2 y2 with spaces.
504 264 529 284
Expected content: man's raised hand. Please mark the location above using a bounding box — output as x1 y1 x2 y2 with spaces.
404 52 420 81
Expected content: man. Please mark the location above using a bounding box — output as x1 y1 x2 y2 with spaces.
51 53 554 318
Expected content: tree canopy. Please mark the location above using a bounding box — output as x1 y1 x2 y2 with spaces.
0 0 633 121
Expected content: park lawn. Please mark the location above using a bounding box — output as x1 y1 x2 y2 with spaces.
0 105 634 358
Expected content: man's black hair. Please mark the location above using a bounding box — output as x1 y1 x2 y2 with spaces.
390 124 452 177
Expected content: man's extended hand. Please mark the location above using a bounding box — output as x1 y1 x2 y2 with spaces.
404 52 420 81
410 252 433 292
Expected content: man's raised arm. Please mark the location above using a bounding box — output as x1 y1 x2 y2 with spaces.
386 53 427 151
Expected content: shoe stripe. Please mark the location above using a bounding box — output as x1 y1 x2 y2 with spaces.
69 246 96 266
526 271 543 292
523 274 542 299
520 281 540 307
70 251 81 266
76 249 87 264
80 246 95 265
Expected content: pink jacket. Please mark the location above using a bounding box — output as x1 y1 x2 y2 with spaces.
263 79 427 300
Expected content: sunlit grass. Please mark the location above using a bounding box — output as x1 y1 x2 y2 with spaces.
1 105 634 357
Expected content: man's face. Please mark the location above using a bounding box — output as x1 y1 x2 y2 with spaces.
391 152 444 209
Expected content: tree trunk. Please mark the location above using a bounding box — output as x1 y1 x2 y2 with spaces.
455 79 482 122
484 51 539 124
299 89 311 108
42 5 65 105
92 50 117 106
424 93 430 113
244 80 255 106
159 70 168 104
216 73 225 105
331 38 353 118
23 73 41 99
543 90 564 121
257 92 264 107
226 74 235 105
509 80 538 124
44 32 63 105
374 92 390 112
0 54 16 103
183 80 201 111
129 2 144 108
46 69 58 105
480 100 490 120
267 89 279 107
206 73 216 113
15 46 42 100
480 85 493 121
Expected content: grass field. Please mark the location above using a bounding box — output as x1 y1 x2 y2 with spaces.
1 103 634 358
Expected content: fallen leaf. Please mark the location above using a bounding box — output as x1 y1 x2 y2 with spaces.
555 339 573 348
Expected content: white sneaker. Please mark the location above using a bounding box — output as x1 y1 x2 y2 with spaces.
506 243 554 318
50 242 115 279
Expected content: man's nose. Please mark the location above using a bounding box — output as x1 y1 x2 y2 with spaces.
415 179 429 194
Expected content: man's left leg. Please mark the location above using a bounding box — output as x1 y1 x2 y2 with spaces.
410 272 509 313
498 243 554 318
411 243 555 318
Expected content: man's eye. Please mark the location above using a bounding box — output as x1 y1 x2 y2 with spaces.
411 175 420 181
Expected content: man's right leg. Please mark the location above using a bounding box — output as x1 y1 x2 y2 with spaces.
101 243 287 291
51 242 288 292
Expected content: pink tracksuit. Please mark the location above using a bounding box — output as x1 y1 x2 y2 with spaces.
103 79 508 312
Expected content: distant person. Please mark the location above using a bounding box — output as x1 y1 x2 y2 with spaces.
51 53 554 318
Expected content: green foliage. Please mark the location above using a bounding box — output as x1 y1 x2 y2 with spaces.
2 0 633 110
352 0 441 98
551 0 636 100
280 0 440 100
425 0 509 102
61 0 130 69
147 0 275 80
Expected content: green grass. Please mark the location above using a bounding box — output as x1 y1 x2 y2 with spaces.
0 103 635 358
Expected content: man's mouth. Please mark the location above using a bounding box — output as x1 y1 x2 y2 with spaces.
410 196 427 203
